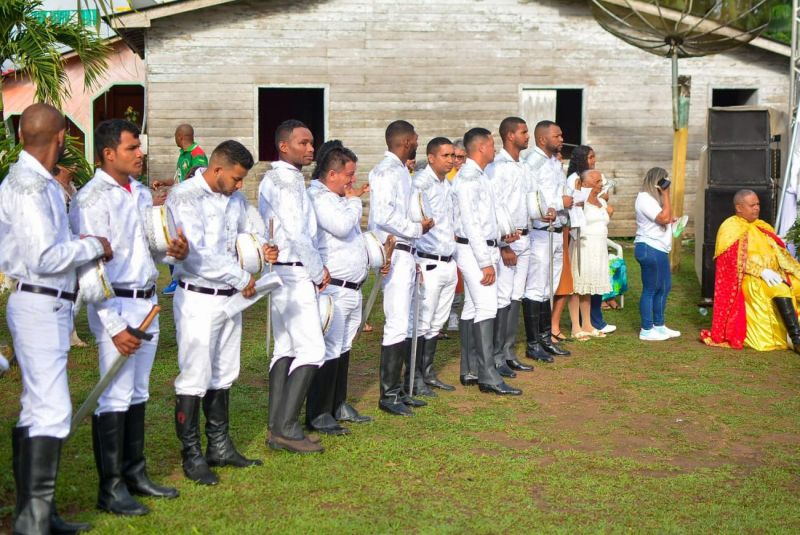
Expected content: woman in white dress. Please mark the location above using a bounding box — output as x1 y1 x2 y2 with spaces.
571 169 613 340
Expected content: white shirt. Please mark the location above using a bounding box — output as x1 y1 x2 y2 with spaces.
412 165 455 257
453 158 500 269
486 148 532 230
634 192 672 253
70 169 168 336
367 151 422 246
525 147 569 229
307 179 368 283
258 160 325 284
168 169 263 290
0 150 103 293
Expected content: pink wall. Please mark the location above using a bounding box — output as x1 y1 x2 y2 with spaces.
3 39 145 135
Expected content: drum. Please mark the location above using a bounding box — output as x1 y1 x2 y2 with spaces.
77 260 115 303
496 205 515 238
363 231 386 269
236 233 265 275
527 190 547 221
145 205 178 253
409 191 429 223
318 294 335 335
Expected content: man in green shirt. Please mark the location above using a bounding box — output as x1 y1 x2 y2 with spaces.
154 124 208 294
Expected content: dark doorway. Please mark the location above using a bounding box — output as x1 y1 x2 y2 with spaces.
93 84 145 130
712 88 758 107
258 88 325 162
555 89 583 159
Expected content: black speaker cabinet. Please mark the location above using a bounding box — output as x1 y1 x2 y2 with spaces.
707 145 771 186
708 108 770 147
703 185 777 244
701 243 716 299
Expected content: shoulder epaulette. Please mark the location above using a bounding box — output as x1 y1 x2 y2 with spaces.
5 163 48 195
74 178 114 209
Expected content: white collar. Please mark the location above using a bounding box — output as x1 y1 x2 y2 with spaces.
18 150 54 180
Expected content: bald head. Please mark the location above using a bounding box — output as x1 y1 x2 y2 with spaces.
175 124 195 150
19 103 65 150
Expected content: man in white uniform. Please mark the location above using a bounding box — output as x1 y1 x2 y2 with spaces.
260 120 330 453
1 103 112 534
368 120 435 416
407 137 458 395
486 117 536 376
306 140 372 435
71 119 188 515
524 120 572 362
453 128 522 396
169 141 271 485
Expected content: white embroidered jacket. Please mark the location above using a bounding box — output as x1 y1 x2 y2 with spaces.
307 179 368 283
168 169 264 291
258 160 324 284
453 158 500 269
367 151 422 246
486 148 534 231
412 165 455 257
0 151 103 293
70 169 172 336
525 147 571 229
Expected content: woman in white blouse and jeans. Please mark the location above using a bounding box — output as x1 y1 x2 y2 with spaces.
634 167 680 341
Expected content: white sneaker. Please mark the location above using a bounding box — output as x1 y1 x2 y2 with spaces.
654 325 681 338
599 324 617 334
640 328 669 341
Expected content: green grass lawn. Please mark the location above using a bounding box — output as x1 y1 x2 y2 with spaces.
1 244 799 534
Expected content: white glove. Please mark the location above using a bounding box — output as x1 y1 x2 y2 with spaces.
761 268 783 287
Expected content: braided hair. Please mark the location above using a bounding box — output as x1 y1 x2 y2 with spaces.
312 140 358 181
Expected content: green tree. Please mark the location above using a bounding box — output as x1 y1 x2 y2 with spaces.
0 0 110 180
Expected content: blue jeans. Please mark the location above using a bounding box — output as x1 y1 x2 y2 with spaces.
634 242 671 330
590 294 606 330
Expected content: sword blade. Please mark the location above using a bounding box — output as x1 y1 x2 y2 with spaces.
354 269 382 342
408 270 421 397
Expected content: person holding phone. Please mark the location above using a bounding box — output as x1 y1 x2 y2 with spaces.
634 167 678 341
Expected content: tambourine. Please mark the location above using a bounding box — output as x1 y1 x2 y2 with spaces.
145 206 178 253
496 205 515 238
527 191 548 220
77 259 115 304
318 294 335 335
363 231 386 269
409 191 429 223
235 233 265 275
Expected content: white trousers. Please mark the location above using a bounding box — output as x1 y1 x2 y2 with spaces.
321 285 362 361
88 296 159 414
496 235 532 308
524 229 563 301
270 266 325 373
7 292 73 438
381 249 416 346
174 287 242 396
456 242 500 323
409 258 457 339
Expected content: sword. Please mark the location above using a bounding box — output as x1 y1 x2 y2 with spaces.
265 218 274 362
68 305 160 439
548 221 555 305
576 227 581 277
355 269 382 342
408 268 422 398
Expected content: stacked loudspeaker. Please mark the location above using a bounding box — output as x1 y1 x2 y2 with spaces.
701 108 777 298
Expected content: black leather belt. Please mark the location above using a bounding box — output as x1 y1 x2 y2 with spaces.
533 227 563 234
394 243 416 254
518 228 530 236
329 278 364 291
274 261 303 267
455 237 499 247
417 251 453 263
17 283 76 302
112 286 156 299
179 281 237 297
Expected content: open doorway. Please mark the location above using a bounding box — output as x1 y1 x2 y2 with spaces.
258 87 325 162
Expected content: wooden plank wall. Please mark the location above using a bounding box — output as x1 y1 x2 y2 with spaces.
143 0 789 236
